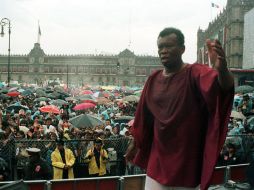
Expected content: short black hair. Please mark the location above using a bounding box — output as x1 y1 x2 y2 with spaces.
46 118 52 121
56 139 64 146
94 138 103 144
227 143 236 150
158 27 185 47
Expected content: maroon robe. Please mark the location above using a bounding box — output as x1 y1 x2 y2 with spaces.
132 63 234 190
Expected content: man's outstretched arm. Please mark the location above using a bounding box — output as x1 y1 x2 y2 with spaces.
206 39 234 91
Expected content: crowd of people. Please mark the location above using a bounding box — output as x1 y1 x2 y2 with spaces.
0 84 141 181
218 93 254 166
0 82 253 182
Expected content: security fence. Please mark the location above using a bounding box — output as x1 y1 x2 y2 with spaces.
0 137 145 181
0 135 253 181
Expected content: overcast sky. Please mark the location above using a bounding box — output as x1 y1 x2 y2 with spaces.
0 0 227 63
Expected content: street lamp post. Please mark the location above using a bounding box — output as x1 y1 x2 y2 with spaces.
66 64 69 90
117 62 120 86
0 18 11 87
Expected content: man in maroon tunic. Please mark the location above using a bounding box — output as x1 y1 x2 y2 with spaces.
125 27 234 190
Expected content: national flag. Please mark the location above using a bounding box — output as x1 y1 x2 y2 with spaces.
211 2 219 8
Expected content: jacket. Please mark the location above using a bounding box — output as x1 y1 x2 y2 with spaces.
84 147 108 176
51 147 75 179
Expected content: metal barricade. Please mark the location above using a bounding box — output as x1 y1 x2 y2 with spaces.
119 174 146 190
226 163 249 183
210 166 227 185
50 176 120 190
24 180 48 190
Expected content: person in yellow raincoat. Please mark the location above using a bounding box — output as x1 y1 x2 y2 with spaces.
84 138 109 177
51 139 75 179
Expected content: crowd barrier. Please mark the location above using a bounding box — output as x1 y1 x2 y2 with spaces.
0 164 249 190
0 135 252 181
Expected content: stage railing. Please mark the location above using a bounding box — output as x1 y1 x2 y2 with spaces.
0 163 249 190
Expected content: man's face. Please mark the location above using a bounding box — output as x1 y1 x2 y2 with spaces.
105 120 111 126
157 33 185 69
57 144 64 151
46 120 51 126
95 143 102 151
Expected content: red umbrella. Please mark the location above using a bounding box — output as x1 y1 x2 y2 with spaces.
82 90 93 95
82 99 97 104
114 92 120 97
39 105 60 114
73 102 96 111
7 91 21 97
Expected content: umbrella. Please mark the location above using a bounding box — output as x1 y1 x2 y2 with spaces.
83 99 97 104
235 85 254 94
34 97 50 102
123 95 140 102
65 97 76 101
230 110 246 120
76 94 96 101
35 90 47 97
7 91 21 97
21 89 33 96
0 82 5 88
82 90 93 95
69 114 103 128
73 102 96 111
8 87 19 92
39 105 60 114
114 116 134 124
96 97 111 105
7 102 29 112
93 91 111 98
0 89 8 94
247 117 254 130
46 93 59 99
48 81 60 86
0 94 8 99
49 99 68 107
57 91 70 98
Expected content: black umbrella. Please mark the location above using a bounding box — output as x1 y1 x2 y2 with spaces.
21 89 33 96
34 97 50 102
35 90 47 97
49 99 68 107
7 103 29 112
46 93 58 99
69 114 103 128
0 93 8 99
114 115 134 124
48 81 60 86
0 89 8 94
76 94 96 101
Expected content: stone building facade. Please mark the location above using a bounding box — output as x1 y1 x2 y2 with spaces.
197 0 254 85
0 43 162 86
243 7 254 69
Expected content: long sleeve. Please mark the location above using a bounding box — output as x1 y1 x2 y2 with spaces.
51 150 65 169
66 149 75 167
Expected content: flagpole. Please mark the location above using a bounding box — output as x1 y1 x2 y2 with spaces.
37 20 41 44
